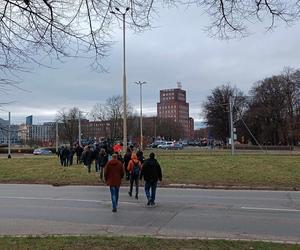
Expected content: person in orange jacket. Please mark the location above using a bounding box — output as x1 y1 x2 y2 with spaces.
127 153 142 199
113 143 123 154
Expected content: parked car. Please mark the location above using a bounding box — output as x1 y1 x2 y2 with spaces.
33 148 52 155
158 141 183 150
157 141 173 149
148 140 165 148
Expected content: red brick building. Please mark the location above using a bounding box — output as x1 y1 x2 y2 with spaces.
157 85 194 139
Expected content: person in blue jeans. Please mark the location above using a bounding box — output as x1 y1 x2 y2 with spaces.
140 152 162 206
104 154 124 212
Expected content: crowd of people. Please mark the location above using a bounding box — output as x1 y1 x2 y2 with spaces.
57 142 162 213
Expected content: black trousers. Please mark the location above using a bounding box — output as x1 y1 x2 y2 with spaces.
129 175 139 195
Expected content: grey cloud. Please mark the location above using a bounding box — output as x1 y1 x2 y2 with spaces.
4 5 300 124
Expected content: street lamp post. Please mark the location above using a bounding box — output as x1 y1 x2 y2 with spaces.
78 110 81 147
8 111 11 158
135 81 147 149
229 96 235 155
110 6 130 151
55 121 59 154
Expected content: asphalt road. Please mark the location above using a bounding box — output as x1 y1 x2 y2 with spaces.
0 184 299 242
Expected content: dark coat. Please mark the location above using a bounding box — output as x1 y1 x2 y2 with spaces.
136 150 144 164
81 150 93 165
140 158 162 182
93 147 100 161
61 147 69 160
75 146 83 157
123 152 132 168
104 159 124 187
99 152 108 167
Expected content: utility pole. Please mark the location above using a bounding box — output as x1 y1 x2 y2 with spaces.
154 116 157 139
55 121 59 153
229 96 235 155
8 111 11 158
110 7 130 152
135 81 147 149
78 110 81 146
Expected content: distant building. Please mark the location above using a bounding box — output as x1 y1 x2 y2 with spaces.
19 117 55 145
0 118 19 144
157 83 194 139
26 115 33 126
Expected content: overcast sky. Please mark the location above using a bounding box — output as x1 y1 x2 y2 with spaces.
1 5 300 125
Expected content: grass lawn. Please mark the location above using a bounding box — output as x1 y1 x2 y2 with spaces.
0 151 299 189
157 151 300 189
0 236 299 250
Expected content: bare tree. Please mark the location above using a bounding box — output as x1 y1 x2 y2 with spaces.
0 0 299 93
1 0 299 73
156 117 184 140
245 68 300 145
56 107 81 145
90 95 133 140
197 0 300 38
202 84 246 143
0 0 156 72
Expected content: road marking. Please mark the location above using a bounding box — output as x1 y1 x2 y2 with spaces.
0 196 141 206
241 206 300 212
0 196 101 203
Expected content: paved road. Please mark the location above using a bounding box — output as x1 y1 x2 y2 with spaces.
0 184 299 242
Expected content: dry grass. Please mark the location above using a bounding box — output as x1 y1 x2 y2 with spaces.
0 236 299 250
0 151 299 189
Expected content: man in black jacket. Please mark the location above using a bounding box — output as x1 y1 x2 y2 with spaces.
140 152 162 206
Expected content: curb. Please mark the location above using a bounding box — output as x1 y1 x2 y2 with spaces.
1 181 298 191
0 234 299 244
166 183 299 191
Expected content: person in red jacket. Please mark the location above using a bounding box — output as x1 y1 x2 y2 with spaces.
127 153 142 199
104 154 124 212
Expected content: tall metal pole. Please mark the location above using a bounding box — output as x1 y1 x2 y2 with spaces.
55 121 59 153
110 7 130 152
8 111 11 158
135 81 147 149
122 12 127 151
78 110 81 147
229 96 235 155
154 116 157 139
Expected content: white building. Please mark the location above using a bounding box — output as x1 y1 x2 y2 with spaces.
18 123 55 144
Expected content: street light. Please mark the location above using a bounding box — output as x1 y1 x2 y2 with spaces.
110 6 130 151
78 110 81 147
8 111 11 158
78 110 88 147
55 121 59 154
134 81 147 149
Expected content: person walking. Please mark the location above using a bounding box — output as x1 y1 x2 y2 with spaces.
93 145 100 172
99 148 108 180
58 146 64 166
136 148 144 164
61 146 68 167
75 144 83 164
123 147 132 180
67 146 75 166
140 152 162 206
81 146 93 173
127 153 142 199
104 154 124 212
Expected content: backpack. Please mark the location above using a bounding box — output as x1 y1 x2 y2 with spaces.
132 162 140 177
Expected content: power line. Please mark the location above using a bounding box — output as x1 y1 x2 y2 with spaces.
233 105 267 153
